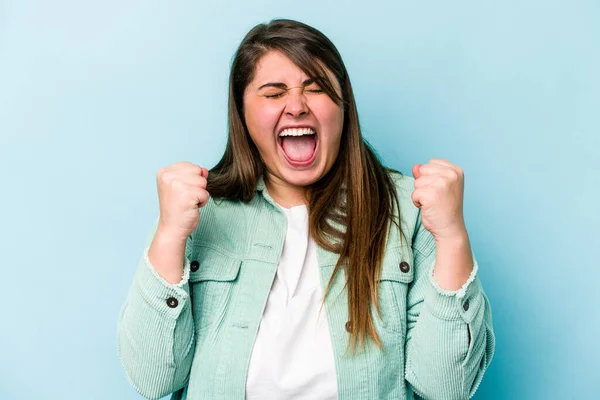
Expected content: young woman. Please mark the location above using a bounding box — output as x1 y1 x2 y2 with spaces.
118 19 495 400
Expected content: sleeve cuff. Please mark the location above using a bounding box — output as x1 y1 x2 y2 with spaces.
143 246 191 288
428 257 479 299
132 247 192 318
424 258 484 323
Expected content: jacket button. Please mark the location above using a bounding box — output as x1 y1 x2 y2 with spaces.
190 260 200 272
399 261 410 273
463 299 470 311
345 321 352 332
166 297 179 308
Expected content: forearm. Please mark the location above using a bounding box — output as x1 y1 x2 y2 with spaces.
148 225 188 284
432 227 474 291
405 226 495 400
118 248 195 399
432 229 475 345
406 270 494 400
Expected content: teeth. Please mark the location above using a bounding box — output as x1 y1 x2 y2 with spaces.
279 127 316 137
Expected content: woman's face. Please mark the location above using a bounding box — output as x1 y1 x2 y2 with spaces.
243 50 344 192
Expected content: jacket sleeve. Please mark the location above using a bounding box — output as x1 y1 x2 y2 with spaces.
404 211 495 400
117 221 196 400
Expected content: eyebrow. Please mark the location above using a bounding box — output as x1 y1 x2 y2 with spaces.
257 78 318 91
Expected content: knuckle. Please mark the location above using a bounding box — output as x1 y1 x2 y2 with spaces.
170 178 182 190
187 164 202 175
166 172 178 185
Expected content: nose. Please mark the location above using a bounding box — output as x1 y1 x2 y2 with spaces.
284 87 308 117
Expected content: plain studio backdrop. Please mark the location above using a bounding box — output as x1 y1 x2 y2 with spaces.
1 1 598 399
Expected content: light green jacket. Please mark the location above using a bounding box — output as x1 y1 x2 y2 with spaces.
117 173 495 400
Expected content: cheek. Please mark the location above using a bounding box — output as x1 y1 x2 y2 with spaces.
314 102 344 144
245 102 282 138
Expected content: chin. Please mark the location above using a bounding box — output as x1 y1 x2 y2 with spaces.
279 167 323 187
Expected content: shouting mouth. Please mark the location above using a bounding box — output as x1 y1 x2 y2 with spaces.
277 127 318 168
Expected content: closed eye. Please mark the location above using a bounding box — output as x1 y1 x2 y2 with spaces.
262 85 323 99
264 92 286 99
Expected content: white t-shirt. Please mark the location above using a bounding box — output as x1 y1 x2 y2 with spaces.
245 205 338 400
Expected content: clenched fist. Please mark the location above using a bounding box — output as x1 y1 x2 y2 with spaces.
156 162 210 242
411 159 467 242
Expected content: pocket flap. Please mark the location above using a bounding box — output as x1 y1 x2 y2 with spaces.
189 247 242 282
379 245 414 283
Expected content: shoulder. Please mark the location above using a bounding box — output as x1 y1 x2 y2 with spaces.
190 197 257 257
388 170 414 193
388 170 419 220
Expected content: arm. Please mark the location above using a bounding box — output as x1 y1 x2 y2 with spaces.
118 162 209 398
404 213 495 400
117 221 196 400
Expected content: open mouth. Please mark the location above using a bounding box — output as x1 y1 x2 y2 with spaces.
277 127 318 168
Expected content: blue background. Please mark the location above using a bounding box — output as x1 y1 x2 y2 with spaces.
1 1 598 399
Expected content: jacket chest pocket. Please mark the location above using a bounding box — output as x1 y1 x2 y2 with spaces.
189 247 242 333
375 245 414 336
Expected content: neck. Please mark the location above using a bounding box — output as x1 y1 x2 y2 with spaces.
264 173 307 208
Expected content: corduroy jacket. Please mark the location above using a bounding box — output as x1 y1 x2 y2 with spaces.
117 173 495 400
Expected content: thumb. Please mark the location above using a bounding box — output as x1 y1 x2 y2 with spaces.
412 164 422 179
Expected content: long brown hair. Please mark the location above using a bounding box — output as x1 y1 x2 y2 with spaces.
207 19 405 350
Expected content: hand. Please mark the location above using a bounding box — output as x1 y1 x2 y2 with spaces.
155 162 210 241
411 159 467 242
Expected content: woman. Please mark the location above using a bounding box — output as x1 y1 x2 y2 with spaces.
118 19 494 400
